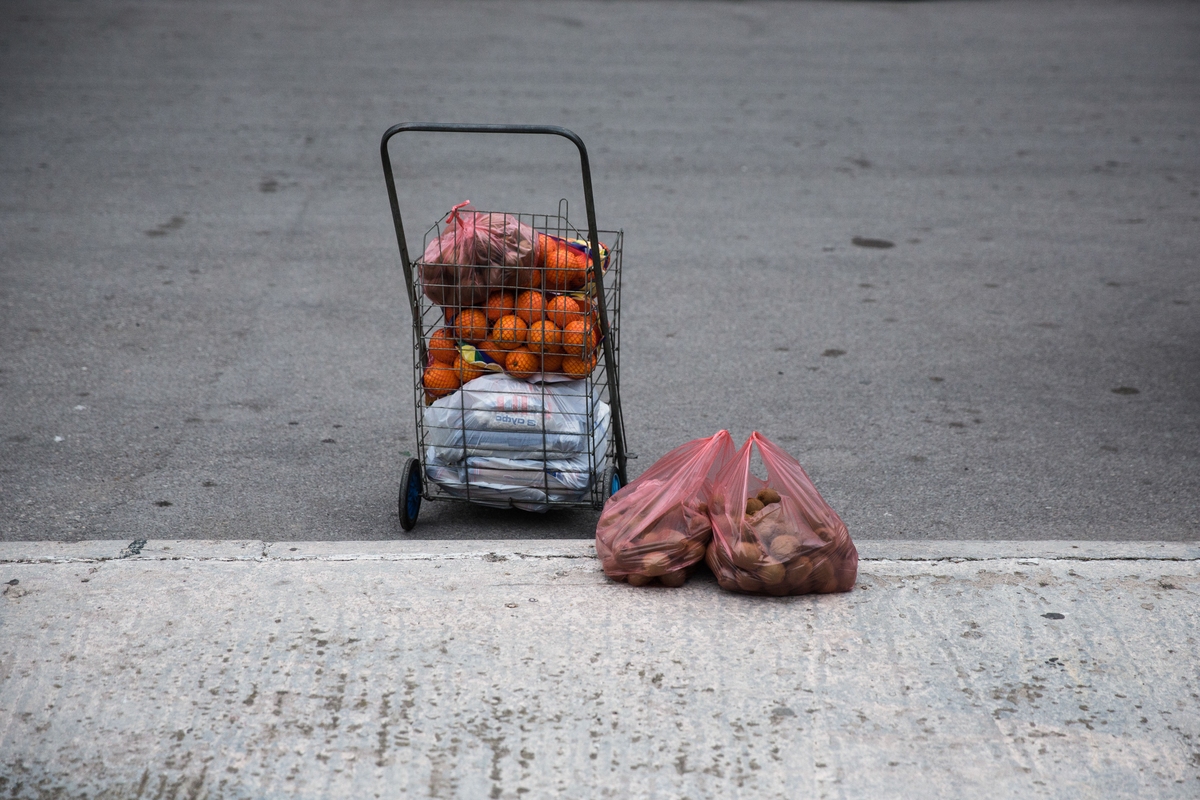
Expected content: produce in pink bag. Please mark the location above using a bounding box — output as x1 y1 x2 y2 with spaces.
706 432 857 596
419 202 537 308
596 431 735 587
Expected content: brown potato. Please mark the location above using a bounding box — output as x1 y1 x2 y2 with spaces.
640 552 672 578
768 534 803 563
836 562 858 592
757 488 781 505
732 541 762 570
612 541 645 571
627 573 652 587
659 569 688 588
763 578 792 596
808 557 839 593
735 571 764 593
608 541 632 566
705 540 723 573
683 503 712 538
745 497 764 515
750 515 787 546
682 539 707 564
757 561 786 587
641 527 687 552
785 556 813 590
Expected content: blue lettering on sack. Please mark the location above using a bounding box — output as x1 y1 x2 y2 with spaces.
495 413 538 427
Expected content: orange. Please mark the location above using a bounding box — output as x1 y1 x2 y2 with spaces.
566 268 588 291
423 364 461 398
478 337 508 367
453 355 485 384
515 290 546 324
582 300 606 341
582 297 603 330
515 264 544 290
455 308 489 344
538 235 588 290
540 352 563 373
545 295 582 330
561 354 597 379
561 318 597 358
427 328 458 365
526 320 562 354
485 290 515 322
505 348 539 380
492 314 528 350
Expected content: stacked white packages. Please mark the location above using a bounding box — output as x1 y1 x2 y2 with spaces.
423 373 610 511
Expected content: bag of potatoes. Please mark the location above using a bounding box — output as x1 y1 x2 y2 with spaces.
419 202 536 308
596 430 735 587
706 432 857 596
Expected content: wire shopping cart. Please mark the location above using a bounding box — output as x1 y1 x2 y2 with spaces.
380 123 629 530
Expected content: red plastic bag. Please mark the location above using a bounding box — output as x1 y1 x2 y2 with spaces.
419 202 537 308
596 430 736 587
706 432 857 595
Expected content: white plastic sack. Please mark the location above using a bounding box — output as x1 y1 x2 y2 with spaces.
426 450 600 492
425 424 609 511
419 468 587 512
424 374 609 463
422 373 611 510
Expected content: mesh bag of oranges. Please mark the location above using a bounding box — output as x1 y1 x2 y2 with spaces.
422 290 602 400
596 431 736 588
705 432 857 596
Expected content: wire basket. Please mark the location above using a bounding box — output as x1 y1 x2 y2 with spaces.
410 201 624 513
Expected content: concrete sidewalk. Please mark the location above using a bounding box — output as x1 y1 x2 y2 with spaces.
1 540 1197 798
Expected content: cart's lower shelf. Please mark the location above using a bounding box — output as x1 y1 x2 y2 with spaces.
421 373 611 512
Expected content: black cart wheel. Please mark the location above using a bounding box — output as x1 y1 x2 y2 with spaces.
399 458 423 531
602 465 622 503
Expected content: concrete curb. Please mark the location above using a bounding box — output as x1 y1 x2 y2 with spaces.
1 539 1196 565
3 538 1198 797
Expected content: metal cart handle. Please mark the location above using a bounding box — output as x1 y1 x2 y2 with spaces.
380 122 628 485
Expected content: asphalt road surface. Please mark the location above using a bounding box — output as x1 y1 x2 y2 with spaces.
1 0 1197 541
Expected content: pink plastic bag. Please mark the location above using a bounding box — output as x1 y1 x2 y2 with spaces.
596 431 736 587
706 432 857 596
419 202 537 308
